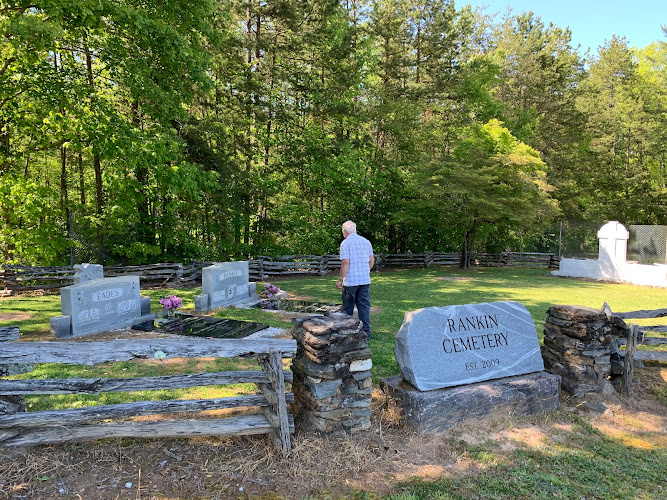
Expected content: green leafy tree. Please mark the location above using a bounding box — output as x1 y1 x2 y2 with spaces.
421 119 558 268
489 11 587 222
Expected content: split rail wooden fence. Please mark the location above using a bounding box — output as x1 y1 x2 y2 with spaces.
0 328 296 455
0 252 560 293
602 304 667 395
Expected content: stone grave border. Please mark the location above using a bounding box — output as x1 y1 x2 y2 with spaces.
0 329 296 455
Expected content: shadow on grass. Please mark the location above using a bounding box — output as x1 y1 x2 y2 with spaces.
2 268 666 380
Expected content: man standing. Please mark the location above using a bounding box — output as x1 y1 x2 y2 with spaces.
336 220 374 337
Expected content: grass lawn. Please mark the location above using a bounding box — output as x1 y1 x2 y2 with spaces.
0 267 665 499
2 266 666 382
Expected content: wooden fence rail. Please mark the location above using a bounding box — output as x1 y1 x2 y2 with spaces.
0 329 296 454
1 252 560 293
602 303 667 395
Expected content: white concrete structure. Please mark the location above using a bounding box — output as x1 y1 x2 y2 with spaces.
552 221 667 288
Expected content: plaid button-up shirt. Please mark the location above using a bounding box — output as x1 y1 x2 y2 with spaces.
340 232 374 286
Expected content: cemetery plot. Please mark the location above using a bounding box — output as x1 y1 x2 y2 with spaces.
133 314 269 339
257 298 342 314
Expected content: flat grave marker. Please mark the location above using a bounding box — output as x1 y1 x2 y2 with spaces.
133 314 269 339
255 298 342 314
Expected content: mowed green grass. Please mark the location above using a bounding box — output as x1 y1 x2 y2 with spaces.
2 267 666 383
268 266 667 379
1 268 666 499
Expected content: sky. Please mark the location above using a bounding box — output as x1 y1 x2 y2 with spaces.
463 0 667 54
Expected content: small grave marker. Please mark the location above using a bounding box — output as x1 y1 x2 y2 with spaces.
72 263 104 284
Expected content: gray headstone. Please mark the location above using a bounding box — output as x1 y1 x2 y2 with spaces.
57 276 147 337
395 301 545 391
197 261 256 311
72 263 104 284
49 315 71 338
140 296 151 315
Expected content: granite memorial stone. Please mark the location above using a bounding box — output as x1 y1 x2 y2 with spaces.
50 276 152 338
72 263 104 284
195 261 258 312
395 301 545 391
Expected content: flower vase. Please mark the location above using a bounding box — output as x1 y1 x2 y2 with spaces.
167 309 175 319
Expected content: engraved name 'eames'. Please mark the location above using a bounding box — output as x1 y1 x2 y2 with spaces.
442 314 509 354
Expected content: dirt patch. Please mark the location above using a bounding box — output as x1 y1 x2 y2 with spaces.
433 277 474 282
0 312 33 322
1 368 665 499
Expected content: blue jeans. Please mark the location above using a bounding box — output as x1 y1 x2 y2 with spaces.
342 284 371 336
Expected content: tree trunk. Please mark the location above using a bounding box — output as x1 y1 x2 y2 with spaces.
132 100 152 247
0 119 9 173
85 46 103 216
60 144 69 224
460 219 479 270
78 150 86 205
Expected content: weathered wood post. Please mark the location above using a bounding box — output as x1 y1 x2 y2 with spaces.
257 348 292 456
0 327 32 415
623 324 638 396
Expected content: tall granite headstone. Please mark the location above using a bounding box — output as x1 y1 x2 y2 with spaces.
50 276 152 338
194 261 258 312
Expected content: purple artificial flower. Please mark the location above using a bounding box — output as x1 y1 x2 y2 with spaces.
262 282 281 299
160 294 183 311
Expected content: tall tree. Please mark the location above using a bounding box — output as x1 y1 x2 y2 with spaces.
491 11 587 220
420 119 558 268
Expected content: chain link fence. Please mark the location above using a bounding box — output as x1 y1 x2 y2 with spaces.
627 225 667 265
68 213 134 266
555 222 667 264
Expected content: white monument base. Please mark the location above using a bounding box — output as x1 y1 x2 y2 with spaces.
552 259 667 287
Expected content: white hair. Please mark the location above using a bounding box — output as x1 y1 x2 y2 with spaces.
342 220 357 233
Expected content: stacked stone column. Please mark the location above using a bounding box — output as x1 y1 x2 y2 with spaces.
290 313 372 434
542 305 616 397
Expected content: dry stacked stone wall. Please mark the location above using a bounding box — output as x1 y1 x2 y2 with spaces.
542 305 617 397
291 313 372 434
